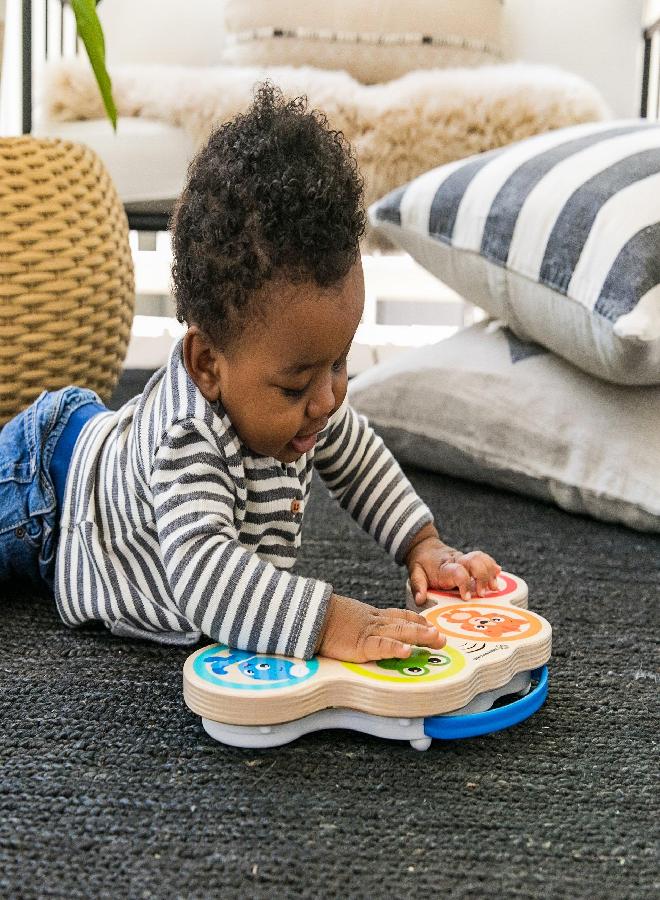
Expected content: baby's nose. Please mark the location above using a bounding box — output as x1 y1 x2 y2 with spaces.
307 378 336 420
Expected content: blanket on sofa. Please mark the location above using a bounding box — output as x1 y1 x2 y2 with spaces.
41 60 609 209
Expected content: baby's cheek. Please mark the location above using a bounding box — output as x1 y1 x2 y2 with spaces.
273 413 304 448
335 374 348 406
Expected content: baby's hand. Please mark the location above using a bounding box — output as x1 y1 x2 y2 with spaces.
406 536 501 605
316 593 445 663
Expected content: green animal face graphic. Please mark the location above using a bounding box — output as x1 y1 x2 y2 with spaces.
377 647 452 677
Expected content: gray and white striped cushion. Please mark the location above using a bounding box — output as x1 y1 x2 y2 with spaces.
370 119 660 385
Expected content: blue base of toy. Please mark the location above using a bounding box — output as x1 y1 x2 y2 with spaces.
200 667 549 750
424 666 548 740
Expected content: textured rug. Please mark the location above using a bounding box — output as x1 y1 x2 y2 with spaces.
1 371 658 899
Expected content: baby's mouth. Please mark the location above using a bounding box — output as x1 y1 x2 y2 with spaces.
289 432 318 454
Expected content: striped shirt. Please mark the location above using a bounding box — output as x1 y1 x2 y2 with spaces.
54 338 433 659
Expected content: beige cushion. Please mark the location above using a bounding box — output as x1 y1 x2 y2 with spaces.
220 0 505 83
349 320 660 533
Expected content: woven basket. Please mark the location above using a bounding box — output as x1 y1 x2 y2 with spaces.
0 137 135 425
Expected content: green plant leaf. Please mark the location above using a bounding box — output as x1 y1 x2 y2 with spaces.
70 0 117 131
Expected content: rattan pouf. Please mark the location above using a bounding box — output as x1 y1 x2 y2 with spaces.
0 137 135 425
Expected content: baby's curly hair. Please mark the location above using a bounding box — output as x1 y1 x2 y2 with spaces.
171 82 366 348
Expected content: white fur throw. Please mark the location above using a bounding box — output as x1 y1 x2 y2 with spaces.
42 60 610 209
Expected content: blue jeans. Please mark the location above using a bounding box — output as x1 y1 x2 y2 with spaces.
0 387 103 589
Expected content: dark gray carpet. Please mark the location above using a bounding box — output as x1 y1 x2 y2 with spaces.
1 372 658 899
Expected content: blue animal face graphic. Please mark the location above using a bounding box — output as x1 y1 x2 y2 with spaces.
206 650 307 683
195 646 318 690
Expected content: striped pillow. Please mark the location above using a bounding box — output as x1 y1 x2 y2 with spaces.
369 119 660 385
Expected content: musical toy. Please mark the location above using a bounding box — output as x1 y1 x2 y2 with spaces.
183 571 550 750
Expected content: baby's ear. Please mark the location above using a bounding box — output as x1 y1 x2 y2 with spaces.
182 326 223 402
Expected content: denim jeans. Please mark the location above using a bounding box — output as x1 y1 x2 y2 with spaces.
0 387 102 589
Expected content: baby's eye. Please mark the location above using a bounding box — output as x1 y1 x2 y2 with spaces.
280 386 306 400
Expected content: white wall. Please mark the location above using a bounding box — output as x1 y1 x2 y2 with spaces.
0 0 20 134
644 0 660 27
100 0 226 67
504 0 645 118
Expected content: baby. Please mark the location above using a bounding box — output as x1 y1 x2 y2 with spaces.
0 84 500 663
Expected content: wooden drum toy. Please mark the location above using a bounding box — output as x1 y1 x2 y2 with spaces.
183 573 551 750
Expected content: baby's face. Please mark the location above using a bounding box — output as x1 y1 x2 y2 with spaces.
217 260 364 463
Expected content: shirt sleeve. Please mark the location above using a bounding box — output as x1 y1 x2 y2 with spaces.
150 419 332 660
313 398 434 564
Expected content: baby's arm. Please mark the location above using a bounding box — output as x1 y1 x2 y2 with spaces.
314 399 433 563
315 401 501 605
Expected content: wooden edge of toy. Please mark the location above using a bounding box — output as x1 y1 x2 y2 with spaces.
183 598 552 726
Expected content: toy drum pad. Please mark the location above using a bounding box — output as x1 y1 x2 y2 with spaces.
183 592 551 750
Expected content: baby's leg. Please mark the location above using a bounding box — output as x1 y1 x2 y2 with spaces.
0 398 56 586
0 387 102 588
0 386 105 588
